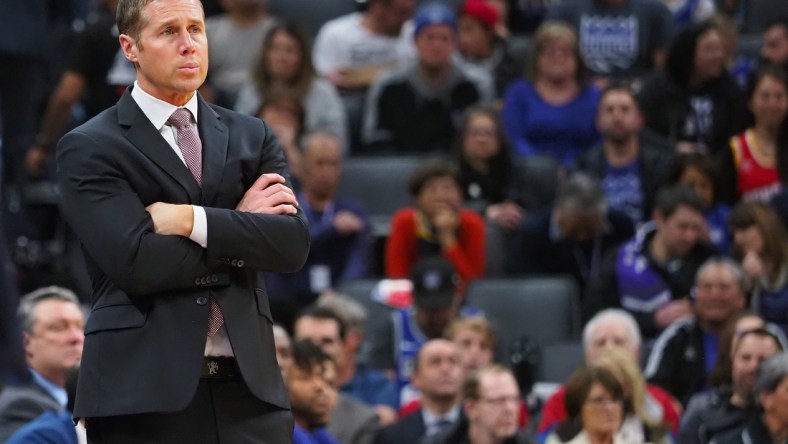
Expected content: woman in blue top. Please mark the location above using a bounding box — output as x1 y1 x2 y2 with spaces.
501 21 601 167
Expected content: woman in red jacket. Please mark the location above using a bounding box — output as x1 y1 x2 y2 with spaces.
385 162 486 285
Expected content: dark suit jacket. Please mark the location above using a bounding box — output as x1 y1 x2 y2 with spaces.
0 379 62 441
56 88 310 418
373 410 426 444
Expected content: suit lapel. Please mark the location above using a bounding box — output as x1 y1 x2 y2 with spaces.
197 96 228 206
117 88 201 203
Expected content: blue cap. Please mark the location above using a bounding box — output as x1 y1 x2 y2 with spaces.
413 2 457 40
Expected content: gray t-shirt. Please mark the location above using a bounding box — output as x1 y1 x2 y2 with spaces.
546 0 673 79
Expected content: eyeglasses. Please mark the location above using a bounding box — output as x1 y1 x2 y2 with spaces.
478 395 521 407
585 396 623 409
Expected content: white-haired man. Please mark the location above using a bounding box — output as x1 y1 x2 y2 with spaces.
536 309 680 438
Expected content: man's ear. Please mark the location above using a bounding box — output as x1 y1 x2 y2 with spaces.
22 331 32 356
119 34 139 64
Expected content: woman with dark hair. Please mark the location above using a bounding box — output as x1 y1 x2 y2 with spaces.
455 107 524 231
544 367 627 444
670 152 731 252
717 64 788 204
729 202 788 335
638 21 746 155
235 22 348 147
501 21 600 167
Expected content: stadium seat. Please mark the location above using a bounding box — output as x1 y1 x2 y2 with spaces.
512 155 561 211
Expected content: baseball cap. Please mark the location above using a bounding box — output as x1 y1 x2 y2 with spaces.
460 0 498 30
411 257 459 310
413 2 458 39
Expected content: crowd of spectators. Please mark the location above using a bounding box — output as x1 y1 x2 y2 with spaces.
6 0 788 443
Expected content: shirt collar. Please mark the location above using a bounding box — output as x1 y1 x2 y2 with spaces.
421 404 461 427
29 368 68 409
130 81 199 130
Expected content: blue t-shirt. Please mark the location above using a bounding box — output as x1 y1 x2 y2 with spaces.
703 331 719 376
340 365 400 409
603 160 644 224
502 80 601 167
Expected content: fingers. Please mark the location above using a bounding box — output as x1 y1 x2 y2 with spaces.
250 173 285 191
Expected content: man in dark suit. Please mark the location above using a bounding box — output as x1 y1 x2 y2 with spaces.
0 287 85 441
55 0 310 442
374 339 463 444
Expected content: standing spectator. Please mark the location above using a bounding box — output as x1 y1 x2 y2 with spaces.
638 21 746 155
670 153 731 253
386 163 486 283
713 352 788 443
0 287 84 441
679 327 782 444
313 0 416 92
456 0 522 99
455 107 524 232
363 2 493 154
287 340 342 444
204 0 276 107
502 22 601 167
717 64 788 204
644 257 748 405
546 0 673 83
573 84 675 225
374 339 464 444
266 132 370 327
509 174 634 294
585 185 716 338
431 365 534 444
729 202 788 335
234 23 348 147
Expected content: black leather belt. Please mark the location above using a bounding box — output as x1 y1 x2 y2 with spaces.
201 357 239 379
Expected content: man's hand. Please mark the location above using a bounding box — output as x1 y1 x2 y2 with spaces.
654 299 693 329
25 145 51 177
432 204 460 248
486 201 524 232
236 173 298 215
332 210 364 235
146 203 194 236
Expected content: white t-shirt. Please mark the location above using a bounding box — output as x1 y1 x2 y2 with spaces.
312 12 414 76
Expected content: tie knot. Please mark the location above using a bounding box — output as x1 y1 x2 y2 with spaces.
168 108 193 129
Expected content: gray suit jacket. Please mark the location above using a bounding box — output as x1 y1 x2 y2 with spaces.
0 379 62 441
328 394 380 444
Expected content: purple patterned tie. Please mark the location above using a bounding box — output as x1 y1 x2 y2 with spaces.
168 108 224 336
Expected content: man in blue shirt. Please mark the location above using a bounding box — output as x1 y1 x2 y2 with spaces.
0 286 84 441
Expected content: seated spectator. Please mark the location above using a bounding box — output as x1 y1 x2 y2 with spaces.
363 2 493 154
266 132 370 327
717 64 788 204
538 309 681 438
430 365 534 444
294 303 398 423
374 339 464 444
638 21 746 155
0 287 84 441
542 367 629 444
287 340 342 444
761 18 788 69
385 163 486 283
729 202 788 335
509 174 634 294
368 258 462 401
670 153 731 253
455 107 524 232
585 185 716 338
313 0 416 92
573 84 674 225
273 324 293 379
501 22 601 167
256 88 306 182
204 0 276 108
644 257 748 405
456 0 522 99
679 326 783 444
708 13 755 90
713 352 788 443
446 317 497 375
234 23 348 147
545 0 673 83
